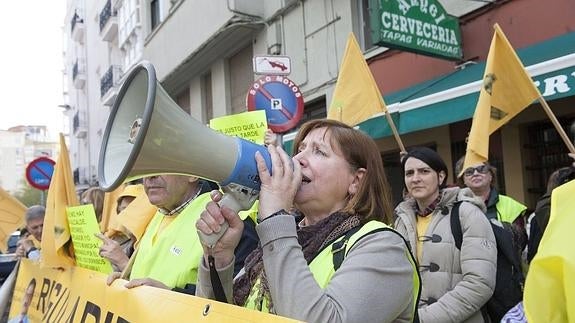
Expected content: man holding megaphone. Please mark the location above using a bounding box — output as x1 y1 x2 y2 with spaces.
106 175 258 294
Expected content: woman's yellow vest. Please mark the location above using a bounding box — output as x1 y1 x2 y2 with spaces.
496 195 527 223
130 193 213 289
244 221 420 318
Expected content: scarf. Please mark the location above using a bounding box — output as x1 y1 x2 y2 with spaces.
233 211 361 312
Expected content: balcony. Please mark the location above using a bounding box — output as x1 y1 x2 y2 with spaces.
100 65 122 106
73 112 87 139
71 11 85 43
99 0 118 42
112 0 122 10
72 60 86 89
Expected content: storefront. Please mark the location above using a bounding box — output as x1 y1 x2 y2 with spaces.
284 31 575 208
364 31 575 208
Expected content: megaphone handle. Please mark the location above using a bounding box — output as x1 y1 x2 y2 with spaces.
197 192 240 248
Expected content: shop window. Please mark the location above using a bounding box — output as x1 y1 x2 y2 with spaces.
294 97 327 130
523 118 575 201
449 120 506 193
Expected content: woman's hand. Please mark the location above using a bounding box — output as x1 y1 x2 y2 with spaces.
256 145 301 220
196 190 244 268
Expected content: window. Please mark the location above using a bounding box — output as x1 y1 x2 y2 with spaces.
202 73 213 123
150 0 161 30
356 0 376 51
295 97 327 129
523 118 575 203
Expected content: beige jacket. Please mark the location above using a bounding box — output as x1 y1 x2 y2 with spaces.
394 187 497 323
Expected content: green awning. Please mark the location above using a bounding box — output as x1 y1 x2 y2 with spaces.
358 31 575 139
283 31 575 151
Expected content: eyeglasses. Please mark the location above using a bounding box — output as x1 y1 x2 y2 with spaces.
463 164 490 177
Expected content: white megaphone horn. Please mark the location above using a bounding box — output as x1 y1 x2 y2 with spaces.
98 60 272 247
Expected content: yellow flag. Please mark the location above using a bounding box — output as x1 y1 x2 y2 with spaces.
99 184 125 233
105 184 156 242
41 134 78 268
461 24 541 175
327 33 387 126
0 187 26 253
524 180 575 322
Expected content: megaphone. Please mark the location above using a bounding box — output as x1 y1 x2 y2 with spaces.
98 60 271 246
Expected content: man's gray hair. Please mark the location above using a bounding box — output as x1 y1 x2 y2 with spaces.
25 205 46 222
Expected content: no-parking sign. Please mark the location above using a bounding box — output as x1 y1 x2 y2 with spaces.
25 157 55 190
246 75 304 133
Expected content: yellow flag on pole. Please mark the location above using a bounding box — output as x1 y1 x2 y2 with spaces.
105 184 156 242
99 184 125 233
460 24 541 175
0 187 26 253
41 134 78 268
524 179 575 322
327 33 388 126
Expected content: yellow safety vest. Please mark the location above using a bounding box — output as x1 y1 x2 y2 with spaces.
130 193 212 289
496 195 527 223
244 221 420 320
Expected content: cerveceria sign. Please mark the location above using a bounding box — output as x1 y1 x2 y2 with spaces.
369 0 462 60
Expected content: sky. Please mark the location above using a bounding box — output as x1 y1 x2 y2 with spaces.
0 1 67 140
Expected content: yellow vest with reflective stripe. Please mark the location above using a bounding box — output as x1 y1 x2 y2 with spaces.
496 195 527 223
130 192 212 289
244 220 420 319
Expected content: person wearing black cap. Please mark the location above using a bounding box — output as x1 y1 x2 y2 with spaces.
394 146 497 323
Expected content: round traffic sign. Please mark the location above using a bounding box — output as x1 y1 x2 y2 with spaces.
246 75 304 133
25 157 55 190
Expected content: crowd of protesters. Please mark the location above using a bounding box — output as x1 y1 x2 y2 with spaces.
5 120 574 323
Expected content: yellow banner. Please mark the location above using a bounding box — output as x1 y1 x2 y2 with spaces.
10 260 300 322
0 186 26 253
67 205 113 274
209 110 268 145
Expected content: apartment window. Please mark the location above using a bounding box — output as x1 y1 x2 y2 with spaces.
150 0 161 30
229 46 253 115
202 73 213 123
355 0 376 50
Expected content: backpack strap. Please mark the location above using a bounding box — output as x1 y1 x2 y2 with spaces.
332 226 362 271
450 201 463 250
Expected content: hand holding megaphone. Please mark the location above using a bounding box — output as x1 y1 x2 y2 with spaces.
197 145 299 250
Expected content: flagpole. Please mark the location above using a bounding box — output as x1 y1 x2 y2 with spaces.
383 110 406 153
537 96 575 153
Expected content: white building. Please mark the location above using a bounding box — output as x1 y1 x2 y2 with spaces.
62 0 483 189
0 126 58 194
64 0 130 189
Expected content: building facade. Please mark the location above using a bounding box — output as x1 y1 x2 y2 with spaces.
62 0 575 209
0 126 58 194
